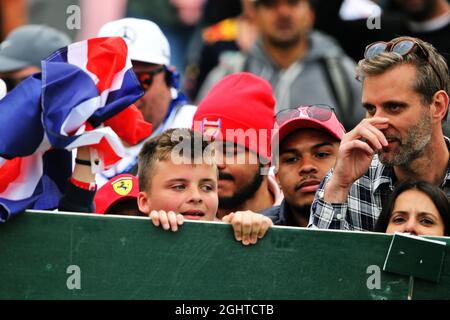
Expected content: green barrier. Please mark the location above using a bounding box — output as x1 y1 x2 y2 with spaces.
0 210 449 300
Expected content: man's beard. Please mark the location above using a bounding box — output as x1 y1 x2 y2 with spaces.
218 170 264 209
266 17 303 49
267 33 302 49
379 113 432 166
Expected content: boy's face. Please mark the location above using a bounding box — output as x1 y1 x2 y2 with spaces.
138 160 218 221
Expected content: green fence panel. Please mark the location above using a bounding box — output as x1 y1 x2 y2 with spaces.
0 210 449 300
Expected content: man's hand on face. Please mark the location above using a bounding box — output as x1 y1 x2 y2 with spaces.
324 117 389 203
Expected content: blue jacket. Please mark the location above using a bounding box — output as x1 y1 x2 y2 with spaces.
260 199 299 227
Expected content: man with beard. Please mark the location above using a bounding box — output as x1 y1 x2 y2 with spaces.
196 0 364 131
261 105 345 227
310 36 450 231
193 72 283 220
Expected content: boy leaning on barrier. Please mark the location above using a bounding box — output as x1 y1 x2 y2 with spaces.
137 128 273 245
60 128 272 246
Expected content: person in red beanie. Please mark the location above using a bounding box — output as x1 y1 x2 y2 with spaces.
193 72 282 219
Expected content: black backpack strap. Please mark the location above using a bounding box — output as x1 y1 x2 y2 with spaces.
242 56 250 72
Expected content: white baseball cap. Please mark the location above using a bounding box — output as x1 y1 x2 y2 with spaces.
98 18 170 66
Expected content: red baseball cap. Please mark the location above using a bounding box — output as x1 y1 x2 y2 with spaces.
94 174 139 214
272 105 346 159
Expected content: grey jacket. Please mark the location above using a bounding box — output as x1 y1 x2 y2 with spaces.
197 31 365 131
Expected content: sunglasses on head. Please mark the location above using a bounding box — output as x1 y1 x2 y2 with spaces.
135 65 165 92
275 104 336 126
364 39 445 90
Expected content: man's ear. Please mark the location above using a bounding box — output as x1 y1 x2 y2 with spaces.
274 170 282 190
431 90 449 123
137 191 151 214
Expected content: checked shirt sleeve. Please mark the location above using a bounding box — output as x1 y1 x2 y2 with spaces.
308 169 355 230
309 163 385 232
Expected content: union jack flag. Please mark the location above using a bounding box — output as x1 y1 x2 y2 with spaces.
0 37 152 222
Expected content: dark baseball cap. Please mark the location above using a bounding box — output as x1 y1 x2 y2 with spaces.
0 25 71 73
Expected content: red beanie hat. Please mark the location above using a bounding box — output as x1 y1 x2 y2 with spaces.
193 72 275 160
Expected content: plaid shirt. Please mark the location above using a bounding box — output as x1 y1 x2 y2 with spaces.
309 139 450 231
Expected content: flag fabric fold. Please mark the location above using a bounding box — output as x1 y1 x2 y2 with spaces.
0 37 152 222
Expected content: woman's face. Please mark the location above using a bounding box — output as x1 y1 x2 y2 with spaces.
386 189 445 236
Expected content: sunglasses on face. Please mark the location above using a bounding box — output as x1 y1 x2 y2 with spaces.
135 66 165 92
275 104 336 126
364 39 445 90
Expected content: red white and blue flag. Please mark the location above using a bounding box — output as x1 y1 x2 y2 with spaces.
0 37 152 222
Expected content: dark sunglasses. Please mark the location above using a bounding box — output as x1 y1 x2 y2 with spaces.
275 104 336 125
135 66 165 92
364 39 445 90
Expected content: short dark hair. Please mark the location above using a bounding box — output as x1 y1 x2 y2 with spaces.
375 180 450 236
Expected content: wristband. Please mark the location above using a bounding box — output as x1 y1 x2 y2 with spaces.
75 158 91 166
70 177 97 191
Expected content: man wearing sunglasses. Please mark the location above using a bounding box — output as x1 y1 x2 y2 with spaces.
97 18 197 184
0 25 70 93
310 36 450 232
261 105 345 227
196 0 365 131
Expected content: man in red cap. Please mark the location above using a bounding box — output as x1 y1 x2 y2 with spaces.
193 72 283 219
261 104 345 227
